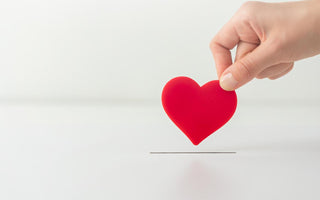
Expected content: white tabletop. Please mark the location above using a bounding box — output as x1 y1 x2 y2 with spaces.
0 101 319 200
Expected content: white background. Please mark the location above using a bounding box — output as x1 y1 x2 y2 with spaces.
0 0 318 103
0 0 320 199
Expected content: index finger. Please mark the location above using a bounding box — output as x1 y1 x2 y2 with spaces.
209 21 240 78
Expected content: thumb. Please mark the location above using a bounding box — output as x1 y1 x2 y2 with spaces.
219 43 276 91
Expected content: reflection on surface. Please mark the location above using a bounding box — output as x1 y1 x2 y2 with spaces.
174 159 232 200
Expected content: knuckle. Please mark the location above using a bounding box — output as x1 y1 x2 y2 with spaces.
238 1 258 19
236 58 254 79
240 1 255 10
209 40 224 54
209 39 216 51
241 1 257 7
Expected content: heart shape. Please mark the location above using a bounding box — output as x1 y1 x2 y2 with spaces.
162 76 237 145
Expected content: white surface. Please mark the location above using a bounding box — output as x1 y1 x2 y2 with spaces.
1 0 320 199
0 0 319 101
0 102 320 200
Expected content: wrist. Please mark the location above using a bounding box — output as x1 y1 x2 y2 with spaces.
304 1 320 33
307 0 320 52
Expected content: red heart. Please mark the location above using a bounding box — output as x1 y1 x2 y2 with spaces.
162 77 237 145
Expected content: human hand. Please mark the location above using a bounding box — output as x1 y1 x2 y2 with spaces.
210 0 320 91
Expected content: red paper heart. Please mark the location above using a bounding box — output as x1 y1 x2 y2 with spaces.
162 77 237 145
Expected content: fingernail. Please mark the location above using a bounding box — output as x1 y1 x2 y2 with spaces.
220 73 238 91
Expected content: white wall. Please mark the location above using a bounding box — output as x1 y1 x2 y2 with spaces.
0 0 318 103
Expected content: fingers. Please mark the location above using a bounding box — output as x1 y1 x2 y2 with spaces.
235 41 259 61
268 63 294 80
219 42 277 91
256 62 294 79
209 21 240 78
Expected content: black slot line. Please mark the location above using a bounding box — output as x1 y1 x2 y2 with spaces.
150 152 236 154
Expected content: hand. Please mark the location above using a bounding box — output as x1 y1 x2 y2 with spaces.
210 0 320 91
